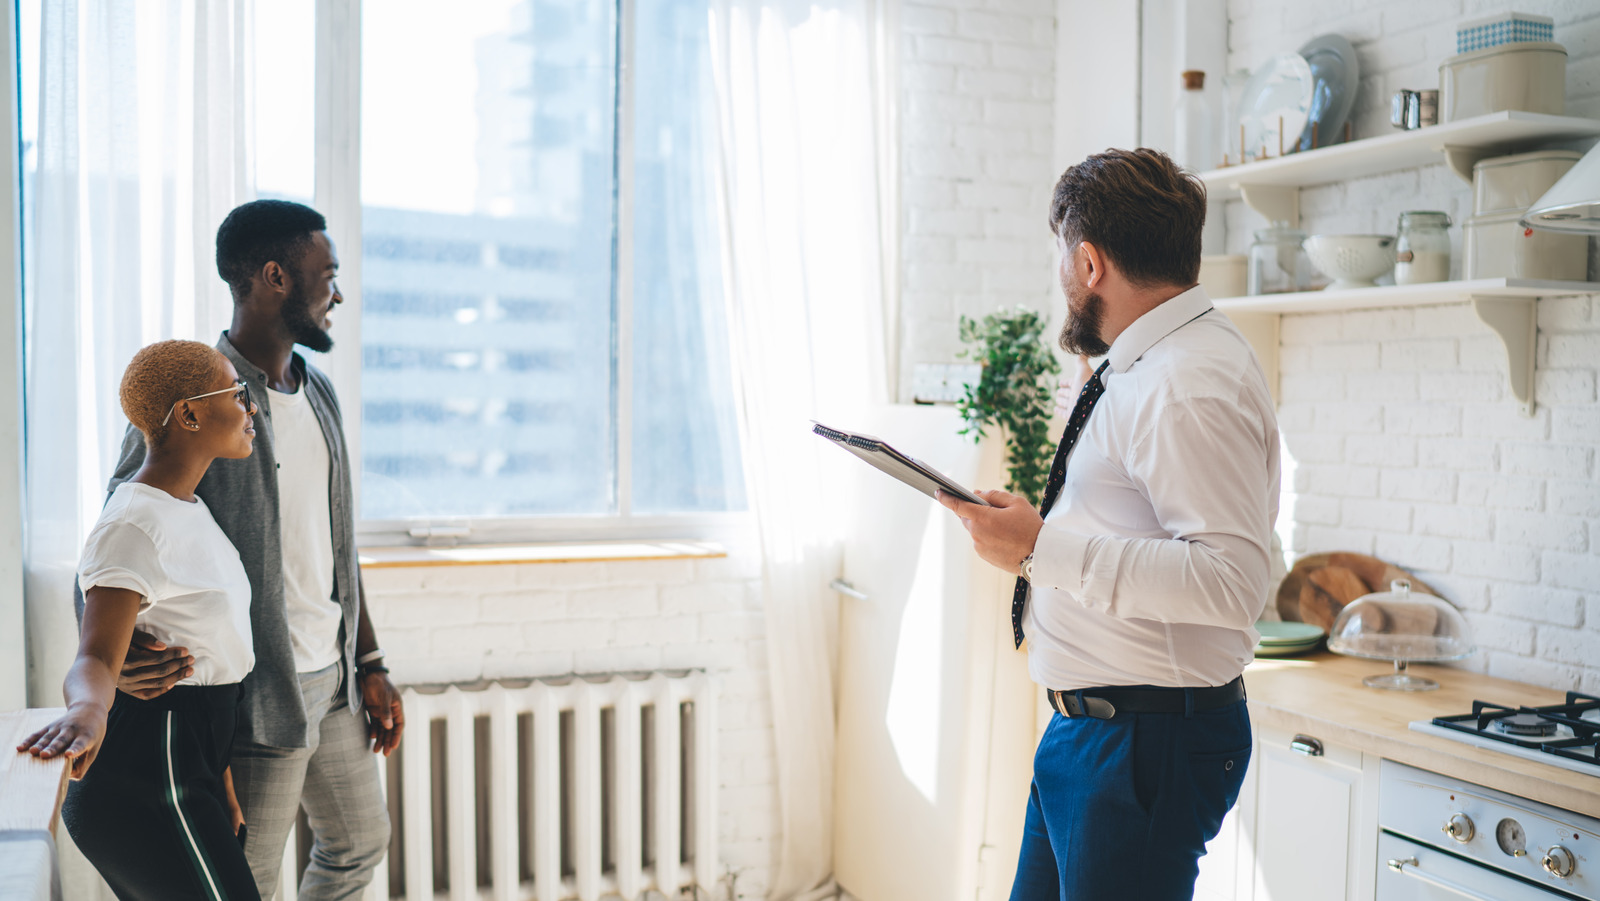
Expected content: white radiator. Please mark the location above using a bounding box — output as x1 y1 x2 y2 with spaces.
279 671 718 901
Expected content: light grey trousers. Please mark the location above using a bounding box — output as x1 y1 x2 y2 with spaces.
231 662 390 901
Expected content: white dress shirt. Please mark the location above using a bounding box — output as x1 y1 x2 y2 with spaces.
1026 285 1280 690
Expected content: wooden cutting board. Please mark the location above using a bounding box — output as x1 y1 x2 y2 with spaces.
1276 552 1439 632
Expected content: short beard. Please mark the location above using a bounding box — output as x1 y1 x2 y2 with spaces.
1059 290 1110 357
282 274 334 353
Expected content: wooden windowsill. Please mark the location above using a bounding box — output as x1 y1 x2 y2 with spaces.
358 540 727 569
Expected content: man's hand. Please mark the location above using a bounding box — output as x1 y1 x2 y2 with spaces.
936 488 1045 575
360 670 405 756
1054 353 1095 418
117 630 193 700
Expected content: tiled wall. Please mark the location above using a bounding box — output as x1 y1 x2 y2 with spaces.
1226 0 1600 692
365 552 778 898
899 0 1060 399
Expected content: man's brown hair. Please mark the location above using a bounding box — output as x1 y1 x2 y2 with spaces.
1048 147 1207 288
120 339 228 447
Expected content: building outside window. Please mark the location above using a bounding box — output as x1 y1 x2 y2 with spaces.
201 0 747 535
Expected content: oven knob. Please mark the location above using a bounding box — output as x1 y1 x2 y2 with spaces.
1543 846 1575 878
1443 813 1475 842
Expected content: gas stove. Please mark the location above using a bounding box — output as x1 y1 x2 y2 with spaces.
1408 691 1600 776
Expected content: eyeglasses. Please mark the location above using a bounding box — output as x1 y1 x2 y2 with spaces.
161 380 255 427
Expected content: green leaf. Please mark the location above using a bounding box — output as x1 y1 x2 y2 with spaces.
955 307 1062 506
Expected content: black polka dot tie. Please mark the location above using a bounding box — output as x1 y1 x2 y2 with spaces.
1012 361 1110 649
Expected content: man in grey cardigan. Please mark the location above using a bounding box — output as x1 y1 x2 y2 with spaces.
106 200 404 899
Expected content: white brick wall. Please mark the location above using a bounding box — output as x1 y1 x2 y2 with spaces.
1232 0 1600 695
363 551 776 899
900 0 1059 399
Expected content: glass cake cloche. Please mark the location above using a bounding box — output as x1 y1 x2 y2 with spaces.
1325 579 1476 691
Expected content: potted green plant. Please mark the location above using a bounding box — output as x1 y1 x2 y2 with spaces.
955 307 1061 506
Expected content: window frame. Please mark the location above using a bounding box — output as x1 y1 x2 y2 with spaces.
312 0 749 547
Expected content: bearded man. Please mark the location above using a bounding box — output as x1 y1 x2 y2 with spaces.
938 148 1281 900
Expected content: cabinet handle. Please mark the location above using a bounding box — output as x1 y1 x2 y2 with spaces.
1290 734 1324 757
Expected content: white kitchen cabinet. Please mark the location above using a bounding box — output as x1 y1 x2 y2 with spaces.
1196 725 1382 901
1252 726 1381 901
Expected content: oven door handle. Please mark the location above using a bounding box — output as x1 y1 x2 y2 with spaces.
1387 856 1504 901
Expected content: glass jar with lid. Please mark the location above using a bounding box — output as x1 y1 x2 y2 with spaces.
1394 211 1451 285
1247 225 1314 295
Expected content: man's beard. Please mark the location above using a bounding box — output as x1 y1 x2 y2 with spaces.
1059 288 1110 357
282 276 334 353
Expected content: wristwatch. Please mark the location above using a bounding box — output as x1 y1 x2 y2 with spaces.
1019 552 1035 583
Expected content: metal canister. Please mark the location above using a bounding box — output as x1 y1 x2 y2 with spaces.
1391 90 1418 129
1417 89 1439 127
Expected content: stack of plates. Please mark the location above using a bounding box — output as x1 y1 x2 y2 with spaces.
1255 621 1326 657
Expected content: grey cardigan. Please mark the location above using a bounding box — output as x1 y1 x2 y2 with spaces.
103 333 362 749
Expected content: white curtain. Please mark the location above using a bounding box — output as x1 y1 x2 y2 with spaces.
22 0 254 724
24 4 253 896
707 2 893 896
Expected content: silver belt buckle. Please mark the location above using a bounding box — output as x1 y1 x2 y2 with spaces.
1052 690 1073 717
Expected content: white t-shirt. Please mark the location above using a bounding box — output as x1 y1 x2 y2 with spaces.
78 482 254 685
269 384 343 673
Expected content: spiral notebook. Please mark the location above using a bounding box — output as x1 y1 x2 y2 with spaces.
812 421 990 506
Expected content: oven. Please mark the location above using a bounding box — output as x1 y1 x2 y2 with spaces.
1377 761 1598 900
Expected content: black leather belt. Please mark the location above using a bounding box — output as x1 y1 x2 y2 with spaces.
1047 676 1246 720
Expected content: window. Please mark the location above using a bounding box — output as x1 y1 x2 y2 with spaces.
336 0 744 534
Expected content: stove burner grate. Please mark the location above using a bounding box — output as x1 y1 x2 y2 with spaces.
1428 691 1600 771
1492 712 1558 736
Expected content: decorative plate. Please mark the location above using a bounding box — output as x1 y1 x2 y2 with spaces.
1297 33 1360 150
1236 52 1314 162
1257 621 1327 644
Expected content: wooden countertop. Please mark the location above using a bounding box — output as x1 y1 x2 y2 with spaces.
1242 652 1600 817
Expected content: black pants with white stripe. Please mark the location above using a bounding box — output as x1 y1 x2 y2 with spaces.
62 684 261 901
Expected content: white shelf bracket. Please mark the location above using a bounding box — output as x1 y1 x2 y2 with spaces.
1442 145 1493 184
1237 184 1299 227
1471 295 1537 417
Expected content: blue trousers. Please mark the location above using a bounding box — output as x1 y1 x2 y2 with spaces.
1009 697 1251 901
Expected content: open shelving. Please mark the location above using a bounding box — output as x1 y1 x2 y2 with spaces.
1199 111 1600 224
1211 278 1600 314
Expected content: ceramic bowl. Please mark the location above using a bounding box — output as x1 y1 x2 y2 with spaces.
1304 234 1397 290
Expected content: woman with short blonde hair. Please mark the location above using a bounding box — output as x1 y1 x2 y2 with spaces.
19 339 264 900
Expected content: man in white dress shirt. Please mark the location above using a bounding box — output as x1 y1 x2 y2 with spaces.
939 148 1280 900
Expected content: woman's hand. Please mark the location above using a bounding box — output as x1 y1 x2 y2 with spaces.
17 705 108 780
223 766 246 839
1054 354 1096 418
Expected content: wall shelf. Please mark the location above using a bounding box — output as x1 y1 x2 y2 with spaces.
1213 279 1600 417
1199 111 1600 224
1212 278 1600 314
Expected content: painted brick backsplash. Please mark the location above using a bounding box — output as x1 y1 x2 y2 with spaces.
1234 0 1600 695
900 0 1059 398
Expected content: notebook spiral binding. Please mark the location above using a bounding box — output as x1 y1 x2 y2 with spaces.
812 423 882 452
